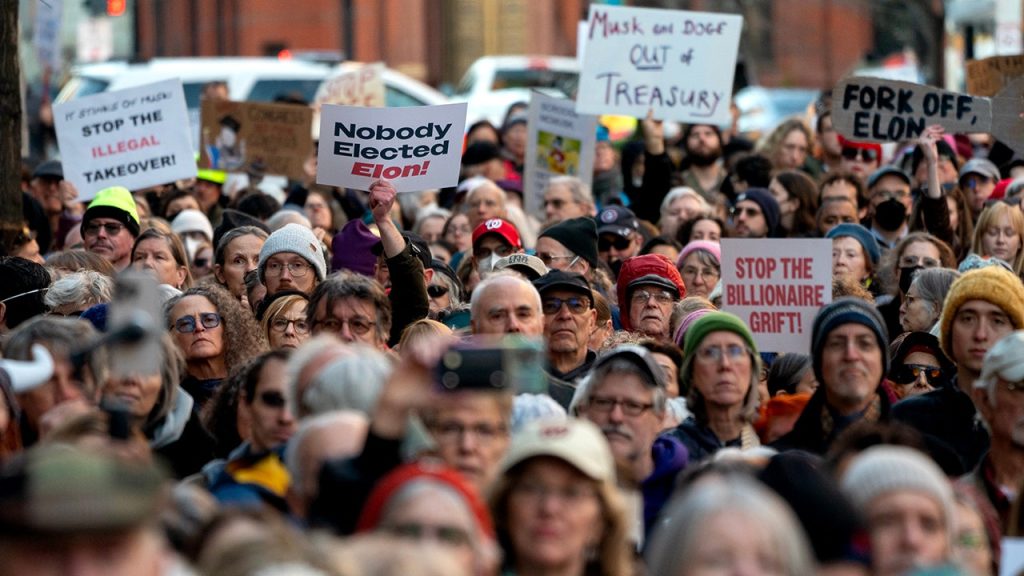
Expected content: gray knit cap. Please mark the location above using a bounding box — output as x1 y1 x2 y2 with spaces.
810 297 889 387
258 223 327 284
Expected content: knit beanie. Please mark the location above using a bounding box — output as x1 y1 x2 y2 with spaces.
539 217 599 268
171 209 214 242
841 445 954 536
330 219 379 277
810 297 889 386
682 311 757 357
258 223 327 284
939 266 1024 361
81 186 140 237
826 223 880 266
676 240 721 269
735 188 780 236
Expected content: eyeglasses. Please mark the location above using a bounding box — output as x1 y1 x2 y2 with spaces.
446 225 471 236
695 343 750 363
473 244 514 260
588 396 654 416
542 296 591 315
270 317 310 334
730 206 762 218
314 316 373 336
258 391 287 408
680 266 720 281
264 260 311 278
83 221 126 237
898 255 941 268
385 523 471 547
841 147 879 162
890 364 944 385
174 312 222 333
537 252 580 267
598 235 632 252
1 287 48 304
427 284 450 298
430 421 508 444
630 289 676 306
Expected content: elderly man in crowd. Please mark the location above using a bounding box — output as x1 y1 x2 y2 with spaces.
308 272 392 349
535 217 599 280
542 176 597 225
617 254 686 342
80 186 140 271
533 270 597 384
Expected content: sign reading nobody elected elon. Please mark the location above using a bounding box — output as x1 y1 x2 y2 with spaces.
316 102 467 192
721 239 832 354
576 4 742 124
54 79 196 201
833 76 1024 155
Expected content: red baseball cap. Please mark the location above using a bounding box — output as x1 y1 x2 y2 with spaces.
472 218 522 250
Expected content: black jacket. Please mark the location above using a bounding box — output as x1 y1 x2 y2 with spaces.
385 242 429 347
891 378 989 475
773 384 896 455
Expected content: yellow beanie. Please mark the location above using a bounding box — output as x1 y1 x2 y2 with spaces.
939 266 1024 360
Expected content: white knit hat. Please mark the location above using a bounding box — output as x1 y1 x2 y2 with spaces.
171 209 214 242
841 445 954 533
258 223 327 284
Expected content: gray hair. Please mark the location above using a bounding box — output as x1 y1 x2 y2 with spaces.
571 358 667 417
681 337 762 425
284 334 348 412
911 268 960 319
412 207 452 236
659 186 709 218
300 345 391 417
284 410 368 500
469 271 541 319
266 210 312 232
465 179 507 206
5 316 107 399
43 270 113 313
545 176 594 208
645 477 815 576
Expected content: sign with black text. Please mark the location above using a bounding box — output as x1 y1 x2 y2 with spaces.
524 92 597 220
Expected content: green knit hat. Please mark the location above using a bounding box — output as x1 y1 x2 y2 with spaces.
82 186 141 236
682 311 757 357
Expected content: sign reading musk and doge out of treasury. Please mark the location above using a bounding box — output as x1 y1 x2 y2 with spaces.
576 4 743 124
721 239 833 354
54 79 196 201
316 102 467 192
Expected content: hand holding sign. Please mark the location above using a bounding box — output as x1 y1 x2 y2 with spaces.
369 179 397 223
833 76 1024 155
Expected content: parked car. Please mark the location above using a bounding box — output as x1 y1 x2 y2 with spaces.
733 86 820 138
451 55 578 127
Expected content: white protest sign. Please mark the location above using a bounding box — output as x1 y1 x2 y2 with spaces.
34 0 63 72
316 62 386 107
1002 538 1024 576
316 102 467 193
721 239 832 354
833 76 1024 155
576 4 742 124
523 91 597 220
54 79 196 201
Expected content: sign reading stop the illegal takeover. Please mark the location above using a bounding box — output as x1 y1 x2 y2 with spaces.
833 75 1024 154
315 102 467 193
54 79 196 201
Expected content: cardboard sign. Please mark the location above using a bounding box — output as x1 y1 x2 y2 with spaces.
721 239 832 354
575 4 742 124
966 54 1024 96
833 76 1024 154
523 91 597 219
317 62 386 108
200 99 313 179
316 102 467 192
54 79 196 201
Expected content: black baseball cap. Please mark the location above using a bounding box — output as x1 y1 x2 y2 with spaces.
31 160 63 181
596 205 639 238
532 270 593 300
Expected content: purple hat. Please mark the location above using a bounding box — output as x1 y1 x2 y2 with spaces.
673 308 714 347
676 240 721 269
332 219 380 277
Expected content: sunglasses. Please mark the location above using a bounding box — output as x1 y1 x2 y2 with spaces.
890 363 944 385
174 312 222 333
841 147 878 162
541 296 590 315
427 284 450 298
598 235 631 252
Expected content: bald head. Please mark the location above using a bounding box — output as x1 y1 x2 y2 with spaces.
470 272 544 336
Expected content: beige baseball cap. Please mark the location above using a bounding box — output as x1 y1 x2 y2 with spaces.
499 418 615 483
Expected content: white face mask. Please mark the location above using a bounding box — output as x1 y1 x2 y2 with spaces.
183 237 202 262
477 253 502 275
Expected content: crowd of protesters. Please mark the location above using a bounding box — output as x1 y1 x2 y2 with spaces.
3 82 1024 576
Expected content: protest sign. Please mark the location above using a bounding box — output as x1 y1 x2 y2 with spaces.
832 76 1024 155
317 62 386 108
966 54 1024 96
1001 538 1024 576
575 4 742 124
316 102 467 193
523 91 597 219
54 79 195 201
200 99 312 180
721 239 832 354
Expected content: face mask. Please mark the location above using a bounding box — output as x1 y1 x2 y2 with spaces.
632 175 644 188
477 253 502 275
874 198 907 231
183 237 202 263
899 265 923 295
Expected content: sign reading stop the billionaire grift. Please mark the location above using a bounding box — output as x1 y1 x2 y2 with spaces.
721 239 832 354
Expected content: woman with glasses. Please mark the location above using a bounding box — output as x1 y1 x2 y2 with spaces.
489 419 634 576
165 284 267 410
675 240 721 299
131 227 193 290
257 290 311 350
900 267 960 334
887 331 954 400
667 312 762 463
875 232 956 338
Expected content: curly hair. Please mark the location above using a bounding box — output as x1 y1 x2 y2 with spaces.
759 118 814 171
164 284 268 374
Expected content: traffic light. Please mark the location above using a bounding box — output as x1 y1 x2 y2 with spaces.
107 0 126 16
